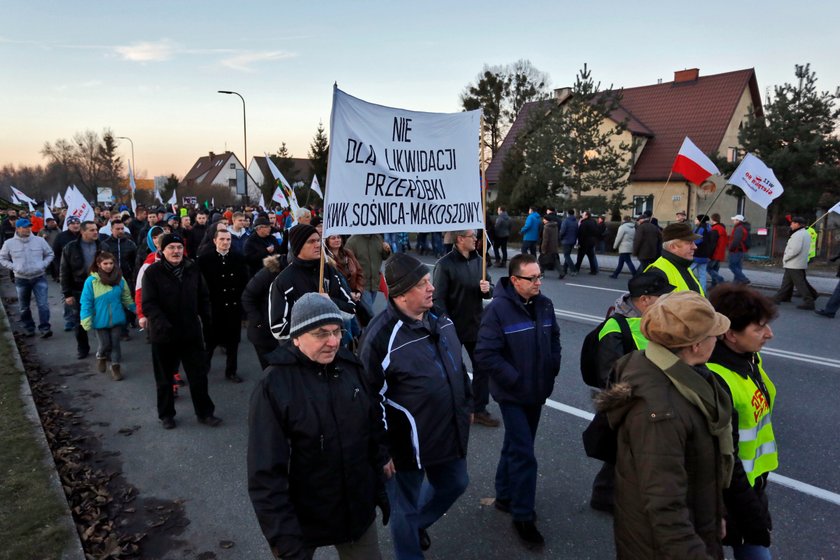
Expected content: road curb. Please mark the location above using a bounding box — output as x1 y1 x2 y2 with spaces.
0 296 86 560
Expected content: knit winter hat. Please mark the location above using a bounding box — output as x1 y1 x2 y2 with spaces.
290 224 318 257
641 291 730 348
159 233 184 252
290 292 343 338
384 253 428 298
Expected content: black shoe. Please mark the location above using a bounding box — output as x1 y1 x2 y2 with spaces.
609 275 618 279
494 498 511 513
513 520 544 548
197 415 223 427
815 309 836 318
77 349 89 359
161 417 176 430
40 330 53 339
226 374 244 384
589 499 614 513
796 303 815 310
418 528 431 551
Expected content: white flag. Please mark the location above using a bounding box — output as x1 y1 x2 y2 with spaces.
272 185 289 207
27 200 35 212
727 153 784 210
167 190 177 206
154 189 164 204
44 202 54 221
310 174 324 199
99 221 112 237
130 194 137 214
128 161 137 193
829 200 840 216
258 192 267 210
10 185 35 204
264 153 301 214
323 87 482 235
63 186 95 231
55 192 64 208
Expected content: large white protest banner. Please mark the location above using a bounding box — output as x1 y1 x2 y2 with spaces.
728 153 784 209
323 88 482 236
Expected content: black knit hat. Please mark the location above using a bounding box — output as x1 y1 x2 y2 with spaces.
159 233 185 252
384 253 428 298
290 224 318 256
290 292 343 338
253 216 271 228
628 272 676 298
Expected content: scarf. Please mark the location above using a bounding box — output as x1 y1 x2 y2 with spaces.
645 342 734 487
96 268 122 287
162 258 185 281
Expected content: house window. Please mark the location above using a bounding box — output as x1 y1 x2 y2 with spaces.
229 178 236 188
633 195 653 216
736 195 746 216
230 163 236 169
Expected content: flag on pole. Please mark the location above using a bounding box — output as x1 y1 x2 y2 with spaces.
672 137 720 186
44 201 54 221
167 190 177 209
56 192 65 208
258 192 267 210
264 153 300 214
272 185 289 207
727 153 784 210
154 189 164 204
27 200 35 212
128 161 137 193
63 186 95 230
310 175 324 199
829 200 840 216
130 193 137 214
10 185 36 204
211 197 215 208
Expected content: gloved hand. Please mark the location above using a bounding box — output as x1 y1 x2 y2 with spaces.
376 489 390 526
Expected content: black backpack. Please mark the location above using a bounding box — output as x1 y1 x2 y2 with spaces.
580 313 635 389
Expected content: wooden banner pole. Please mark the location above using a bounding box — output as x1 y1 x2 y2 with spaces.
650 171 673 219
480 116 488 281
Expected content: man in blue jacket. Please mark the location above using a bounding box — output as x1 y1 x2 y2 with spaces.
559 209 579 277
519 206 541 256
475 253 561 549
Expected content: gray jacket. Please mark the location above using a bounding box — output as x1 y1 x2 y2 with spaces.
783 227 810 270
0 234 54 279
613 222 636 254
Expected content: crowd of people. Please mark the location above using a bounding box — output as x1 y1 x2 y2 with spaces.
0 200 837 559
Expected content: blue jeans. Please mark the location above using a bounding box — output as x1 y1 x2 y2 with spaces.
562 244 576 273
612 253 637 277
388 458 469 560
385 233 400 254
15 275 50 333
361 290 378 311
822 280 840 315
431 232 444 257
521 240 537 256
496 402 542 521
732 544 772 560
691 261 708 293
729 252 750 283
708 260 725 286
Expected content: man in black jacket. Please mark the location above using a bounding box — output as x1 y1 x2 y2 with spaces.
53 216 81 331
242 254 286 369
359 253 472 559
248 293 389 560
575 211 600 275
268 224 355 341
142 233 220 429
60 220 101 358
433 229 497 427
198 229 249 383
244 216 282 277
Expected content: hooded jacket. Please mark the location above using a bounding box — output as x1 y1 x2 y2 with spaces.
782 226 810 270
599 350 727 560
248 343 385 557
520 211 541 242
475 277 561 405
358 302 472 471
242 255 287 349
141 258 211 346
613 222 636 254
559 215 579 246
540 220 559 255
80 273 135 331
633 220 662 261
0 233 54 279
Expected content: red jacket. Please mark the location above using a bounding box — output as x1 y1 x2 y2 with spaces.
711 223 728 261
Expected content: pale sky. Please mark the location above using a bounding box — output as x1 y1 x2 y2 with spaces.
2 0 838 180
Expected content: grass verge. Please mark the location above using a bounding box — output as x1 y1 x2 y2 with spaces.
0 306 71 560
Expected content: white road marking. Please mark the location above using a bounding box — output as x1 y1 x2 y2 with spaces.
554 309 840 370
564 283 626 293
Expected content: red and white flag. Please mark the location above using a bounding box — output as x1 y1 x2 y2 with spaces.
672 137 720 185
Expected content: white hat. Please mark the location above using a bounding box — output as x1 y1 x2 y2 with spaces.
731 214 745 222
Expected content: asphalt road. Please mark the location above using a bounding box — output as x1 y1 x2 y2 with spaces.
5 257 840 559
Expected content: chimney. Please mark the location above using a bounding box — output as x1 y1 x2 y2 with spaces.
209 151 215 159
554 87 572 103
674 68 699 83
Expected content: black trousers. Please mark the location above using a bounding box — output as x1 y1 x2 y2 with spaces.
71 291 89 353
776 268 817 305
463 340 489 413
493 236 509 264
152 342 214 420
575 245 599 274
206 338 239 377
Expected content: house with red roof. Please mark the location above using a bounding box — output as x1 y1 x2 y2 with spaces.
487 68 767 226
180 151 260 201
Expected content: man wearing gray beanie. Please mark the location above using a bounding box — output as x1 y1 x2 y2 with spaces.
359 252 473 558
248 292 389 559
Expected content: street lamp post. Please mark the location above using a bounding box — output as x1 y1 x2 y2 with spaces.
115 136 135 176
218 90 250 205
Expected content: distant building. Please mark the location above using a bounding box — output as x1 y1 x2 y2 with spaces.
248 156 315 190
487 68 767 226
180 151 259 201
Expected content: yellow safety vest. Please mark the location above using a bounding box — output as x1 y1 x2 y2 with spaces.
808 227 817 261
645 257 705 296
707 355 778 486
598 316 648 350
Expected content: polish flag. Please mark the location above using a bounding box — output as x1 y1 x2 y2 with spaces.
672 137 720 185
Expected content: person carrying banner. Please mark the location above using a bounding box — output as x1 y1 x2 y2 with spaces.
433 229 497 427
359 253 472 559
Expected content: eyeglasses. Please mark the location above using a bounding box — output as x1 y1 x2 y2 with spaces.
308 327 346 340
305 238 322 245
514 274 544 283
